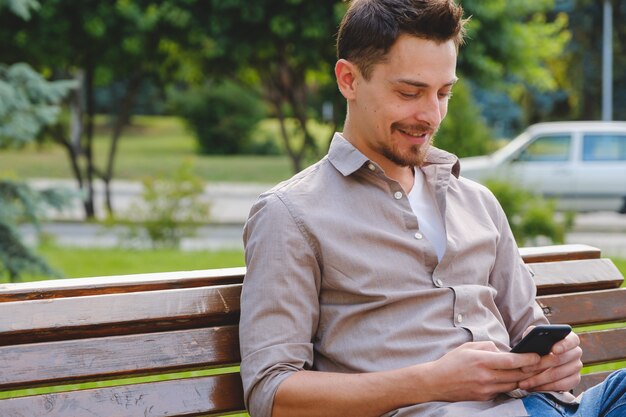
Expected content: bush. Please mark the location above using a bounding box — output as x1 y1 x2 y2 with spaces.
436 79 496 158
119 161 211 249
169 80 266 155
485 180 575 246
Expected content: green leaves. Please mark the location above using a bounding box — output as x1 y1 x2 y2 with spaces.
0 63 75 147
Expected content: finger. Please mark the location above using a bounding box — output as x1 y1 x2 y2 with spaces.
526 371 582 393
519 357 583 391
551 331 580 355
522 345 582 373
493 352 541 370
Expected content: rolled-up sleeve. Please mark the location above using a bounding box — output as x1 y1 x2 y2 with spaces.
240 191 321 417
488 198 548 346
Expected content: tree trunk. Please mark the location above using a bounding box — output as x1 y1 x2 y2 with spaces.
83 65 97 219
102 72 143 217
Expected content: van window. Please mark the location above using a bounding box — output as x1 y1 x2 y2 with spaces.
582 134 626 161
517 135 571 162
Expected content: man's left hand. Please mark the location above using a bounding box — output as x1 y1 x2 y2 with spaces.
517 329 583 392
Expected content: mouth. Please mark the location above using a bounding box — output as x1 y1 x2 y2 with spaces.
397 128 429 145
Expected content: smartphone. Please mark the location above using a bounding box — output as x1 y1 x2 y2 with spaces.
510 324 572 356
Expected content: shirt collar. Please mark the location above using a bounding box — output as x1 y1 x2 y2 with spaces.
327 132 460 178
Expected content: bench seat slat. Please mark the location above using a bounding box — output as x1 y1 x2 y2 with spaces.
0 284 242 346
0 373 245 417
530 258 624 295
538 288 626 326
0 326 240 390
580 328 626 365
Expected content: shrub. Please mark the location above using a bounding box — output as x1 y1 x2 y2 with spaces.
169 80 266 155
120 161 211 249
436 79 496 158
485 180 575 246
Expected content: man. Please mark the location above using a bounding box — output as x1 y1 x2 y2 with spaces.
239 1 625 416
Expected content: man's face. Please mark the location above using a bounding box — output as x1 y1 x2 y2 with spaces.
345 35 458 168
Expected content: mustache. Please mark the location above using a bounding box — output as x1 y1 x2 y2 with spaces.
391 122 435 135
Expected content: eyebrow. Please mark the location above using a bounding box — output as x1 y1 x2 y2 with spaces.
393 78 459 88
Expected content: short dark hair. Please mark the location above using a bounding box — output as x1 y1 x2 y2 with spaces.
337 0 468 79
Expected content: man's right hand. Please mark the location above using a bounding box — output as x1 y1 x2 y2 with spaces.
421 341 542 402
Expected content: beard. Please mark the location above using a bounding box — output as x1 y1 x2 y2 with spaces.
379 123 436 167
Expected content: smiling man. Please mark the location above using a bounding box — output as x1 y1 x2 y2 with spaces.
239 1 625 416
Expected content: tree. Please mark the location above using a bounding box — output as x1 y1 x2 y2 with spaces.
0 0 210 218
457 0 571 137
200 0 345 172
553 0 626 120
0 0 74 282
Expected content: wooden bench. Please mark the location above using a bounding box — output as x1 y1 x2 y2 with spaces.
0 244 624 416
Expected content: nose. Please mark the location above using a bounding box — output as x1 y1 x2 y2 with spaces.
413 92 443 129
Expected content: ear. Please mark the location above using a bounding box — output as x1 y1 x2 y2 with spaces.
335 59 359 100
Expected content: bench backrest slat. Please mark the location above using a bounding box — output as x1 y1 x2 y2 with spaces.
519 244 601 263
537 288 626 326
0 267 246 302
0 373 244 417
0 326 240 391
578 372 614 395
1 284 241 346
529 258 624 295
579 328 626 366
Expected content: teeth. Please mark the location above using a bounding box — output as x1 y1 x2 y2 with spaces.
400 129 423 137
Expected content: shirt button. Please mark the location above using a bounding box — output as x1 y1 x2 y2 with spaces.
435 279 443 287
367 163 376 171
414 232 423 240
457 314 463 324
393 191 403 200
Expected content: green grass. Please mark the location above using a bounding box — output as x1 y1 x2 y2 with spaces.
0 115 332 184
2 245 244 283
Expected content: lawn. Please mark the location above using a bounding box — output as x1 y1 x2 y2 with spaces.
2 245 245 284
0 115 330 184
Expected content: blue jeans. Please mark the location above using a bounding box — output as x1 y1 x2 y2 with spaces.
522 370 626 417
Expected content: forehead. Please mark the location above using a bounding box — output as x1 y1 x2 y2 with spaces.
373 34 458 84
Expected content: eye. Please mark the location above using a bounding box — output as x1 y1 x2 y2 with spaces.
438 91 454 99
398 91 419 99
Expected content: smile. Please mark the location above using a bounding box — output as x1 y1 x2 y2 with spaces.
398 128 428 144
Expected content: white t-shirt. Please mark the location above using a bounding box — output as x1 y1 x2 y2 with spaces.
407 167 447 261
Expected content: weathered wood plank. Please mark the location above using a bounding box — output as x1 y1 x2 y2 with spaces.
0 267 246 302
519 244 601 264
0 284 241 346
0 373 245 417
538 288 626 326
530 258 624 295
579 328 626 365
576 371 614 396
0 326 240 390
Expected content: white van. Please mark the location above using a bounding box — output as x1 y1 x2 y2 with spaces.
460 121 626 212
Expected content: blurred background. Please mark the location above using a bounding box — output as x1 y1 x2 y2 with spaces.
1 0 625 283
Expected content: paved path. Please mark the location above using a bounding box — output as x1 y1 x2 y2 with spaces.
24 179 626 257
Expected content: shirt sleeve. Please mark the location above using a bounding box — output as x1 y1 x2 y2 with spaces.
239 191 322 417
488 196 549 346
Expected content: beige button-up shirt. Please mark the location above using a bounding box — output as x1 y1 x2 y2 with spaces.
240 134 551 417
